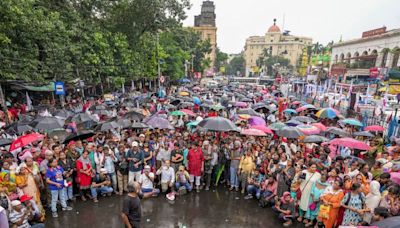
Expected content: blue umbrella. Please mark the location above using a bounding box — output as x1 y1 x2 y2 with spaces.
342 118 363 127
193 97 201 105
178 78 191 83
283 109 297 114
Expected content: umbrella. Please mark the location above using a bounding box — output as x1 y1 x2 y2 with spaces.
291 116 316 123
234 102 248 108
328 137 371 150
170 110 186 116
238 114 251 120
296 125 320 135
341 118 363 127
276 126 304 138
364 125 384 132
312 123 327 132
315 108 340 119
92 109 111 116
283 109 298 115
146 117 174 129
48 129 70 142
5 121 33 134
371 216 400 228
53 109 74 119
193 97 201 105
94 121 120 131
291 101 301 105
0 138 12 146
180 109 196 117
179 102 195 108
178 78 191 83
132 122 149 129
210 105 225 111
285 120 303 126
303 135 329 143
241 129 267 137
63 130 95 144
9 133 45 151
179 91 190 96
186 121 199 127
68 113 96 124
30 116 65 131
237 108 259 116
251 125 273 134
240 98 252 102
353 131 374 137
296 104 316 112
124 111 145 121
248 116 266 126
116 118 132 129
170 99 182 106
269 122 286 131
197 117 239 132
326 127 351 137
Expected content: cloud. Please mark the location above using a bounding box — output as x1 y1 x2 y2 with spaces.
184 0 400 54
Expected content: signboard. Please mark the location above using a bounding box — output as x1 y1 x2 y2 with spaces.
54 81 65 95
362 27 386 38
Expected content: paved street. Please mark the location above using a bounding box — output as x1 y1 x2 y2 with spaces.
45 187 285 228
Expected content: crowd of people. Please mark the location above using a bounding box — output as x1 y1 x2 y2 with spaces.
0 83 400 228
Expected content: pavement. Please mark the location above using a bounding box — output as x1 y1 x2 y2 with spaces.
45 187 287 228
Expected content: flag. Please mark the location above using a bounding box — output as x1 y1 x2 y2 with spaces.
26 92 33 111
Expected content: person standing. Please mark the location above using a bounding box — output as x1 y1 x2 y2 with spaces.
127 142 144 185
121 182 142 228
297 163 321 224
187 142 204 193
230 140 242 192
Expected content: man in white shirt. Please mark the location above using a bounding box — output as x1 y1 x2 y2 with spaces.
138 165 160 198
156 160 175 193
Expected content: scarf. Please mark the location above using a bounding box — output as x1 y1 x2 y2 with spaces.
280 191 294 204
366 180 381 208
0 171 16 192
78 155 91 170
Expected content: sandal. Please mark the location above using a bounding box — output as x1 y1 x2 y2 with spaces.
283 221 292 227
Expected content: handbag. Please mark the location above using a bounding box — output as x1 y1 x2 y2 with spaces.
309 202 317 211
318 204 330 219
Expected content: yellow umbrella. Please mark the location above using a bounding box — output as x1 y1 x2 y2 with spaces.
179 91 190 96
238 114 251 120
378 87 387 92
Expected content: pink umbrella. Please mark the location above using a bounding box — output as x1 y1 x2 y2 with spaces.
241 128 267 136
251 125 273 134
364 125 384 132
328 137 371 150
296 104 316 112
390 172 400 185
260 90 268 94
235 102 248 108
292 101 301 105
248 116 266 126
180 109 196 117
9 133 45 151
297 125 320 135
312 123 327 132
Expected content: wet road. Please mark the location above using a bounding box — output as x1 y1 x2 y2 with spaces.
45 187 290 228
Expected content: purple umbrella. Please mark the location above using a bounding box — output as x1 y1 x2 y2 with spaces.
234 102 248 108
145 117 174 129
248 116 266 126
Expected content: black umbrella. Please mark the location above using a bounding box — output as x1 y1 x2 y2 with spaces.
5 121 33 134
197 117 239 132
326 127 351 137
92 109 111 116
0 138 12 146
276 126 304 138
179 102 194 108
132 122 149 129
170 99 182 106
116 118 132 129
48 129 70 142
303 135 329 143
94 121 120 131
53 109 74 119
125 111 145 121
67 113 97 124
237 108 259 116
63 130 95 144
291 116 316 123
353 131 374 137
240 98 252 102
371 216 400 228
30 116 65 131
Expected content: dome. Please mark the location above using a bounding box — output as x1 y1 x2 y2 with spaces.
267 18 281 33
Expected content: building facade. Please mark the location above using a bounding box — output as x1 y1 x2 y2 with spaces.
331 27 400 78
244 19 312 77
193 1 217 74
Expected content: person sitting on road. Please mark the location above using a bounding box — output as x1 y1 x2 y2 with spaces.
244 169 264 200
156 160 175 193
175 165 192 195
138 165 160 198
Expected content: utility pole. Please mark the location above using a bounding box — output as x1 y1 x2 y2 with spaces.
156 33 161 92
0 83 10 125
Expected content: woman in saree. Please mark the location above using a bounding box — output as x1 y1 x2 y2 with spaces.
0 171 18 200
319 179 345 228
297 163 321 224
304 174 330 227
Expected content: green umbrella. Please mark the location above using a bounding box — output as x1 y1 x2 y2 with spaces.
186 121 199 127
269 122 286 131
210 104 225 111
170 110 185 116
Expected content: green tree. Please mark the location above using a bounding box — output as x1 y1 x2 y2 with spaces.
215 48 228 74
226 55 245 76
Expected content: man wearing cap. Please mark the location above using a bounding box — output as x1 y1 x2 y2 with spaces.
126 141 144 185
8 200 44 228
90 168 113 203
138 165 160 198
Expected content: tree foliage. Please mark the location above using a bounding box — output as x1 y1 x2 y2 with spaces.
226 55 245 76
0 0 209 85
257 49 292 75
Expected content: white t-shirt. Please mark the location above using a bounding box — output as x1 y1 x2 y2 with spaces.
139 172 154 189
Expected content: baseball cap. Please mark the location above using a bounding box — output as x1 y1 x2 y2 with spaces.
139 134 145 138
20 195 33 203
11 200 21 207
144 165 151 170
132 141 139 147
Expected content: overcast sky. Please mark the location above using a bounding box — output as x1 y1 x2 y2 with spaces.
183 0 400 54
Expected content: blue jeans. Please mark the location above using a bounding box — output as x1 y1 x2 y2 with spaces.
175 182 192 191
230 167 239 188
247 185 261 199
142 188 160 195
50 189 67 213
91 186 113 199
108 173 117 192
63 186 73 200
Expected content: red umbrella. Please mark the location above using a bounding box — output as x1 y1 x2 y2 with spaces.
251 125 273 134
312 123 327 132
364 125 384 132
328 137 371 151
9 133 45 151
241 129 267 136
180 109 196 117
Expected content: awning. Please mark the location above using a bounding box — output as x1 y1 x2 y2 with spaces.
20 82 55 92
